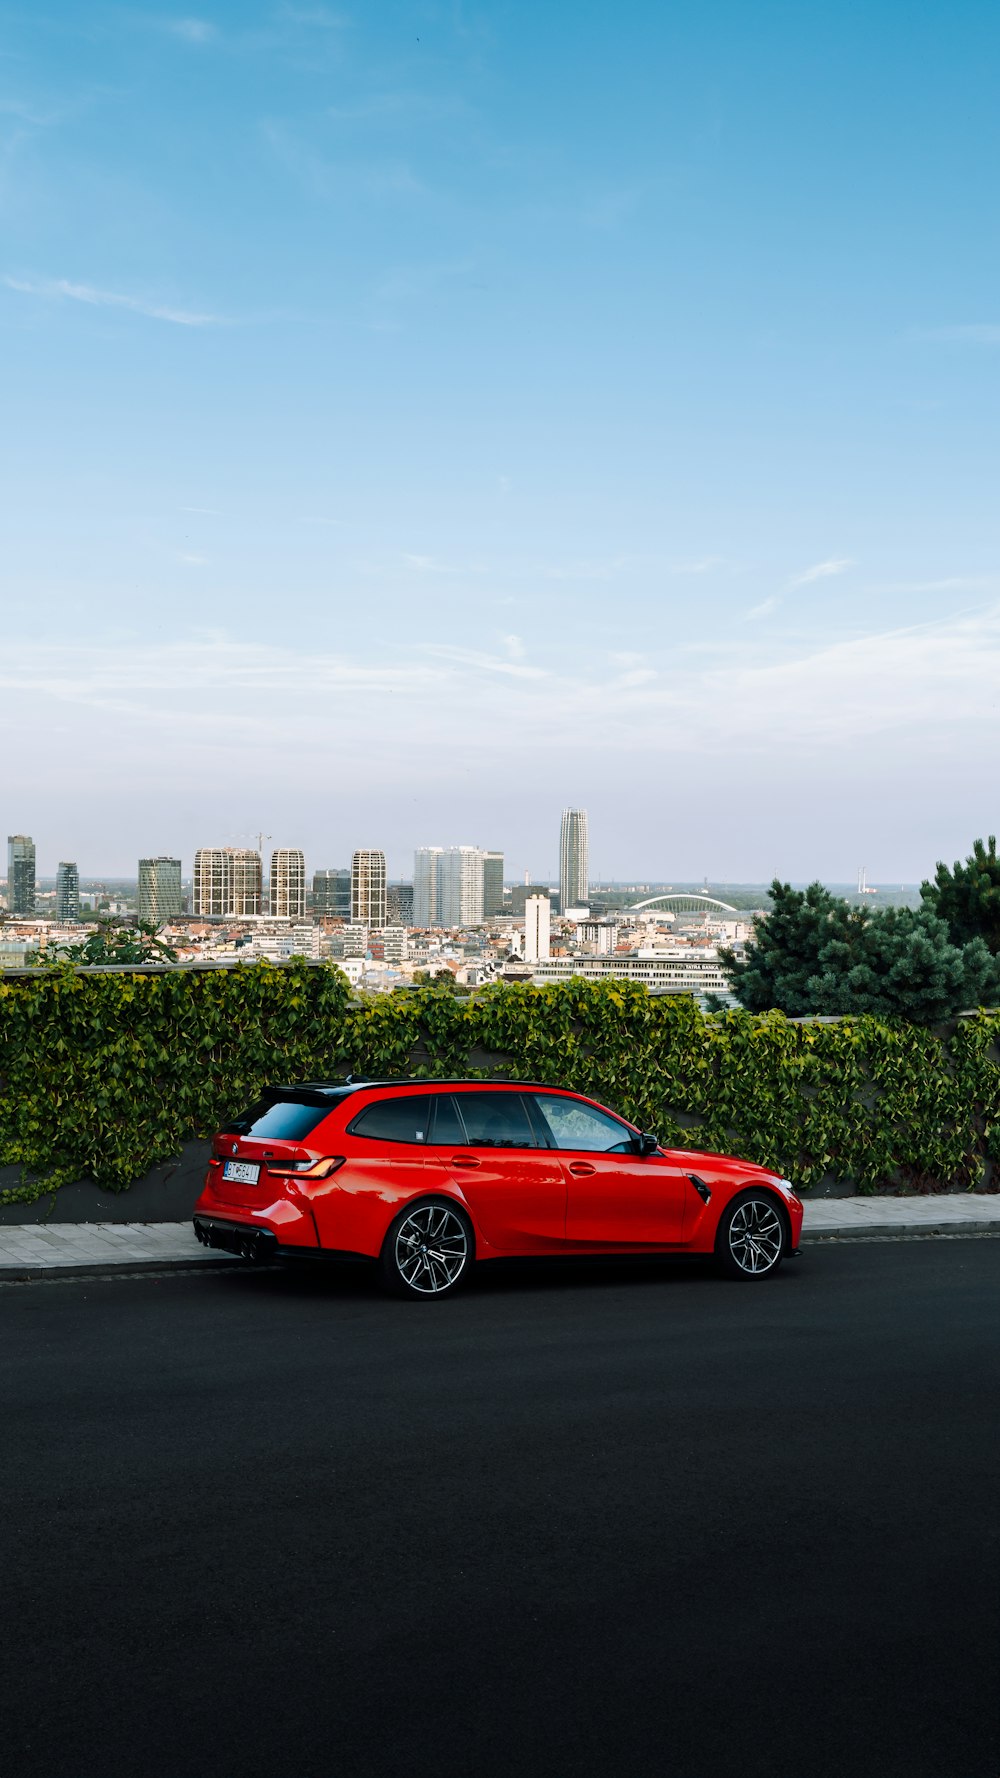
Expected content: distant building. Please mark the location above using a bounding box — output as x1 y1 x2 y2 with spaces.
437 847 485 927
530 951 732 1005
313 868 351 919
510 881 553 917
351 850 387 926
559 809 589 912
523 893 551 963
7 835 36 915
387 883 414 926
192 848 262 918
381 926 409 963
482 850 505 917
269 849 306 919
137 857 183 927
413 848 443 926
55 862 80 922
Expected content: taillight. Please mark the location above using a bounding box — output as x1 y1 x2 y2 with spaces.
264 1156 346 1180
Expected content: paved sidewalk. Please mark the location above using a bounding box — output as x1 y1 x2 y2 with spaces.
1 1196 999 1278
802 1194 1000 1239
0 1221 235 1278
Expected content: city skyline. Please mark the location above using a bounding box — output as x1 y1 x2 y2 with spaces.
3 4 999 878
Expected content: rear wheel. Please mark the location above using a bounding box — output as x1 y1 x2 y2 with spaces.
380 1199 473 1300
715 1191 786 1280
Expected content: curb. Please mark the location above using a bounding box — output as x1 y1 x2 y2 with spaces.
801 1224 1000 1244
2 1226 999 1281
0 1255 244 1284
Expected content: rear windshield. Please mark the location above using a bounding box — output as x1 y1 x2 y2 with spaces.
223 1098 333 1141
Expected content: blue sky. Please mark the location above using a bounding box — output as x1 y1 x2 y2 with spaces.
3 1 999 881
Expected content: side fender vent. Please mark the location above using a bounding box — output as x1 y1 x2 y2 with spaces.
688 1174 712 1204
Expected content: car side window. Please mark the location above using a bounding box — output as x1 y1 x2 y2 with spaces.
531 1095 633 1153
349 1096 435 1144
454 1092 538 1148
428 1094 466 1146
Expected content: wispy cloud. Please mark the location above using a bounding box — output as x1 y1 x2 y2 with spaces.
746 557 855 620
789 557 856 589
4 274 225 327
161 18 218 45
177 552 208 566
4 610 1000 788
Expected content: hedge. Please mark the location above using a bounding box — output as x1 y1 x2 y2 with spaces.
2 961 1000 1206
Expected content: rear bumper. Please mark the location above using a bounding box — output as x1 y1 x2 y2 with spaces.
194 1217 279 1261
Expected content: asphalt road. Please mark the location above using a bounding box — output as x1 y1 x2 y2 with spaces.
3 1242 998 1778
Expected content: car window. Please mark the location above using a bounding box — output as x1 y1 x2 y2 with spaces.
429 1094 466 1146
454 1092 538 1148
225 1098 333 1141
531 1095 633 1153
349 1096 435 1144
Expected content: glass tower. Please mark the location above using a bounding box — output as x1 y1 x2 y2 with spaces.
7 835 36 915
55 862 81 922
138 857 183 927
559 809 589 911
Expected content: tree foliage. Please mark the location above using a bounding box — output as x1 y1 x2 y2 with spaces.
721 881 997 1023
46 921 179 966
2 961 1000 1205
921 836 1000 955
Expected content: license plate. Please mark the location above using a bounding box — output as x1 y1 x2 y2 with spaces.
222 1160 260 1185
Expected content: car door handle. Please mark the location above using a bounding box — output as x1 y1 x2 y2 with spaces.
450 1154 481 1168
568 1161 596 1175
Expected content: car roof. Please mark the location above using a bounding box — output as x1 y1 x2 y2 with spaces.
269 1078 586 1099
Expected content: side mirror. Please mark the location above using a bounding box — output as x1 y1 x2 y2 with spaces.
636 1131 660 1157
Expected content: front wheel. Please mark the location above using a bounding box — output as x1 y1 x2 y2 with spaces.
380 1199 474 1300
715 1191 786 1280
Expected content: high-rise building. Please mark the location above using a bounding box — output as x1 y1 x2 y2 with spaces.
313 868 352 919
269 848 306 918
137 857 183 927
192 848 262 918
387 883 414 926
413 848 443 926
437 846 485 927
559 809 589 912
55 861 80 922
482 851 505 917
523 893 551 963
7 835 36 915
351 850 386 926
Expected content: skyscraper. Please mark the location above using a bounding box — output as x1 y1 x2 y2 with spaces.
269 849 306 918
351 850 387 926
7 835 36 915
559 808 589 911
138 857 183 927
192 848 262 917
482 850 505 917
313 868 351 918
413 847 443 926
436 847 485 927
55 862 80 922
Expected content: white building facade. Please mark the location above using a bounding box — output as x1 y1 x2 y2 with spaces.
351 850 387 926
269 848 306 919
523 893 551 962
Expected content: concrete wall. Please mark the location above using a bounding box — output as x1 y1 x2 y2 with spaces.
0 1142 211 1225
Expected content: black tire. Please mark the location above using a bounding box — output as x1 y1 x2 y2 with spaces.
715 1189 787 1280
379 1198 474 1300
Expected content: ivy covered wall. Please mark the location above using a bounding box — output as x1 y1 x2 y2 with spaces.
2 961 1000 1205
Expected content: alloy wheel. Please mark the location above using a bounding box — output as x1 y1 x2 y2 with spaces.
727 1197 784 1275
393 1203 470 1295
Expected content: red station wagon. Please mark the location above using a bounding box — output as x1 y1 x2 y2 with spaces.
194 1079 803 1298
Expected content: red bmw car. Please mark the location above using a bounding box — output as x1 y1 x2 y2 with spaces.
194 1079 803 1297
